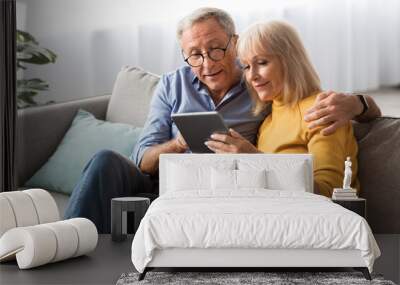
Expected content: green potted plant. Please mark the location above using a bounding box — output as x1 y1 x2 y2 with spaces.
16 30 57 108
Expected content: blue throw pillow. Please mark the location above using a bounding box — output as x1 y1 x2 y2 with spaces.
26 109 143 195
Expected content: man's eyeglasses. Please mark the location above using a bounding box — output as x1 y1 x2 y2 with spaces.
182 36 233 67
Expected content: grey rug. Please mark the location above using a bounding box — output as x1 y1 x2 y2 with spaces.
117 271 396 285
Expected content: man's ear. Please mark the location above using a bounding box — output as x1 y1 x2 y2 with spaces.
232 34 239 46
230 34 239 57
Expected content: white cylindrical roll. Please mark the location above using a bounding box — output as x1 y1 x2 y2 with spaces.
0 218 98 269
65 218 98 257
18 226 57 269
0 196 17 237
23 189 60 223
0 226 57 269
1 192 39 227
42 221 79 262
0 227 24 262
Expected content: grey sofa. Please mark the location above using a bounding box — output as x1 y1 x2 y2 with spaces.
16 66 400 234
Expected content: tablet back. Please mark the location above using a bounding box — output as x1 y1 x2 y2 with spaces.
172 111 228 153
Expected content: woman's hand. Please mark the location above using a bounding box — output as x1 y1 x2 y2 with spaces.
205 129 260 154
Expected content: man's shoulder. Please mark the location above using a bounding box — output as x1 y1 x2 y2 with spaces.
154 66 196 100
162 65 194 83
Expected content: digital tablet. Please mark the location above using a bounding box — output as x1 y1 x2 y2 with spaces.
171 111 229 153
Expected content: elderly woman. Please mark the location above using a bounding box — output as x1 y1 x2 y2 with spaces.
205 21 359 197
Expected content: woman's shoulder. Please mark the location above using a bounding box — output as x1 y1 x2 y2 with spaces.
297 92 320 112
296 92 327 135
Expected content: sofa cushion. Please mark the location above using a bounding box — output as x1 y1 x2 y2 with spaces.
106 66 160 126
25 109 143 195
353 117 400 233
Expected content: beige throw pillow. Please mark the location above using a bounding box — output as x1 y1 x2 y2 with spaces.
106 66 160 126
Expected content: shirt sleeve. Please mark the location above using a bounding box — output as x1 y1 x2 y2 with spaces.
305 123 358 197
130 75 174 166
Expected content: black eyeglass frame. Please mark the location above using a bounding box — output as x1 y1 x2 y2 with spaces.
182 35 233 67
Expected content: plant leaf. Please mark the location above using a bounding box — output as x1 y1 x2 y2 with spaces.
17 45 57 65
17 90 39 108
16 30 39 45
17 78 49 91
16 30 57 65
15 30 57 108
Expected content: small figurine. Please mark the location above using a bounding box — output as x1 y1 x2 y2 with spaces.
342 157 352 190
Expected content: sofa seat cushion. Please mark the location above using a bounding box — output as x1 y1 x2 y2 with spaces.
106 66 160 126
25 109 143 195
353 117 400 233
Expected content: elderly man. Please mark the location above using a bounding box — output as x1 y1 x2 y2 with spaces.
65 7 381 233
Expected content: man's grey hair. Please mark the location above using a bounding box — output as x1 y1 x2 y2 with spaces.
176 7 236 40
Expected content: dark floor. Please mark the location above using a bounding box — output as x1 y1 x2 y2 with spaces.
0 234 398 285
374 234 400 284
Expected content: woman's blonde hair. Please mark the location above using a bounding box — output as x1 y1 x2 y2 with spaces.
237 21 321 115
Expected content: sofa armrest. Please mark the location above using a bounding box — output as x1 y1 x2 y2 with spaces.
16 95 111 186
353 116 400 234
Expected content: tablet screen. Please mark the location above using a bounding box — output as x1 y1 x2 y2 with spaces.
172 111 229 153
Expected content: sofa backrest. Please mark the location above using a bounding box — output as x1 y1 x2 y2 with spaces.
159 153 313 195
106 66 160 127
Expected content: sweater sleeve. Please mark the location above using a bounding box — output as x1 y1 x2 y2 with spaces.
305 123 358 197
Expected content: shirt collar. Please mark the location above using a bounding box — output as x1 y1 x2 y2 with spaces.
190 69 201 90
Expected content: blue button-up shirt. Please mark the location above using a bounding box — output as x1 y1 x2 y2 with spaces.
131 65 267 166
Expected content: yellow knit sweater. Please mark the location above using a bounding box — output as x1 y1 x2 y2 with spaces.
257 94 359 197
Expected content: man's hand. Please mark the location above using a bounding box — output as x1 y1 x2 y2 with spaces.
304 91 363 136
174 132 188 152
205 129 259 153
139 132 188 175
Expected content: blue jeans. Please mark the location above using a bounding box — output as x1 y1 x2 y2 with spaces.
64 149 157 233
